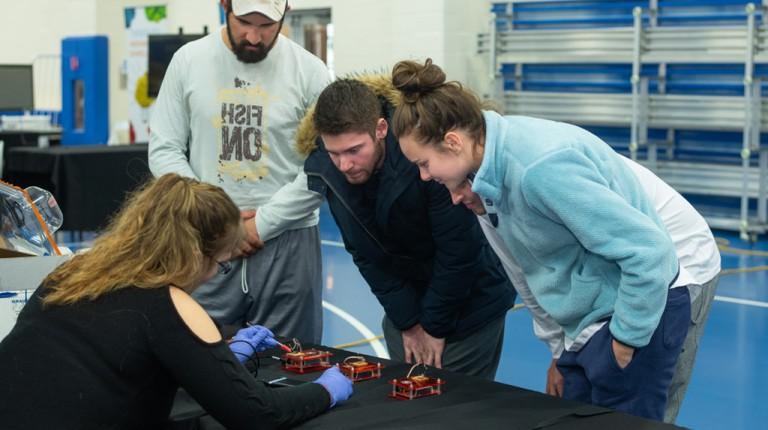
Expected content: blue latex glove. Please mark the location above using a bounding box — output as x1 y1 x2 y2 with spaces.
228 325 279 363
313 366 353 408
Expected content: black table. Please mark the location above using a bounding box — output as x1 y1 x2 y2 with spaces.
3 144 151 231
0 128 62 177
0 128 62 145
169 346 684 430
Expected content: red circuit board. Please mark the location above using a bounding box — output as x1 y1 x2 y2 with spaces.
281 349 333 374
388 375 445 400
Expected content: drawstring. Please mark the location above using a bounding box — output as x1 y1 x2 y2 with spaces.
241 256 249 294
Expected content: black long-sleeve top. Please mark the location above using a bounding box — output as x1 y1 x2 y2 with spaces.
0 285 329 429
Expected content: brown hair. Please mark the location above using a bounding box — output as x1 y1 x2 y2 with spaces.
313 79 383 137
43 173 242 306
391 58 485 148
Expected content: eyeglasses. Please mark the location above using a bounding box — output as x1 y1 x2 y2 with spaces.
217 260 233 275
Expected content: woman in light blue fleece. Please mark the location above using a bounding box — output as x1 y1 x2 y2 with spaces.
389 59 689 421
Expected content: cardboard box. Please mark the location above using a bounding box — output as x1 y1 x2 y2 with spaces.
0 290 31 340
0 248 70 340
0 248 70 292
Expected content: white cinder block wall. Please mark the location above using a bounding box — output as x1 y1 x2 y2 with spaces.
293 0 492 88
0 0 492 138
0 0 98 64
0 0 98 110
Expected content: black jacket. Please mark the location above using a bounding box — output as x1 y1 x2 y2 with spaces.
302 90 514 341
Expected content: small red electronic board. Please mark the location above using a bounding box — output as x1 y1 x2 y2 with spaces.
340 356 384 382
388 364 445 400
281 339 333 374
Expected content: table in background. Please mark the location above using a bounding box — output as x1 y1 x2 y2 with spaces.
0 128 62 177
169 346 684 430
3 144 151 232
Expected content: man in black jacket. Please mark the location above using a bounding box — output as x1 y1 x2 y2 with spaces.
299 77 515 379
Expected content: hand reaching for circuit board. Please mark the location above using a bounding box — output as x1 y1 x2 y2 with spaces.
228 325 279 362
313 366 354 408
402 324 446 369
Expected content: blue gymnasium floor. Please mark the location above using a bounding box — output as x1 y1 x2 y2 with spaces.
314 204 768 430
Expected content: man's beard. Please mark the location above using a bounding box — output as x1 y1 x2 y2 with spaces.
226 16 282 64
344 138 385 185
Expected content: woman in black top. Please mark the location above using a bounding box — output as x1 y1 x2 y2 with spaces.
0 173 352 429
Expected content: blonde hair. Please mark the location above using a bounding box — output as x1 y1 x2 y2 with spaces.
43 173 241 306
391 58 485 148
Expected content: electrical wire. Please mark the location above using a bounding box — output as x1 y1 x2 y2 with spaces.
227 339 261 377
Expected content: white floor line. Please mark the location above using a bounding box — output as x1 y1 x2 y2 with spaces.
322 300 390 359
714 295 768 308
321 240 346 248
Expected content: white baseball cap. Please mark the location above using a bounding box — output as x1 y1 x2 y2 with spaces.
232 0 287 21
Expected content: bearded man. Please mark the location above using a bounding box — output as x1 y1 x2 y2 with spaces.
149 0 331 343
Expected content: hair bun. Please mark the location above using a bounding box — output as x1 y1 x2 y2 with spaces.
392 58 446 103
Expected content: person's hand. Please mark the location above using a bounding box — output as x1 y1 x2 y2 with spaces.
402 324 446 368
313 366 353 408
228 325 279 363
233 210 263 257
611 338 635 369
546 358 564 397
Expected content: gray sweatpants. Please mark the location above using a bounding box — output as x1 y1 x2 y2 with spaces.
664 274 720 423
192 226 323 344
383 315 506 381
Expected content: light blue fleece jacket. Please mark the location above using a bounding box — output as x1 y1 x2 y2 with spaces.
472 111 679 348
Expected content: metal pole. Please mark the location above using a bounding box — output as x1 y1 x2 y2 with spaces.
641 79 655 170
751 80 765 224
630 7 643 161
488 12 497 82
666 129 676 162
759 149 767 224
740 3 757 239
487 9 503 109
649 0 659 27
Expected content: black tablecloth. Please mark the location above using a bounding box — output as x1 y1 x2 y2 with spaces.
3 144 151 231
0 129 62 173
169 346 684 430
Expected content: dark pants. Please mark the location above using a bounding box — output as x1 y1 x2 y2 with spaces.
664 276 719 423
192 226 323 344
382 315 506 381
556 287 691 421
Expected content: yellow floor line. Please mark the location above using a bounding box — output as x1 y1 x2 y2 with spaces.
721 265 768 275
333 335 384 349
716 236 768 257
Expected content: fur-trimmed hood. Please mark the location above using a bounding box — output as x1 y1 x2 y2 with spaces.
295 73 402 157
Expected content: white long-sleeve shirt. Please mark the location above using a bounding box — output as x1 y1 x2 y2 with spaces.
149 30 331 241
479 156 721 358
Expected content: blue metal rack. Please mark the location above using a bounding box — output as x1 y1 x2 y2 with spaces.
479 0 768 238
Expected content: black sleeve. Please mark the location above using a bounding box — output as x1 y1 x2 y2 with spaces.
309 143 423 330
419 181 486 338
346 239 423 331
147 289 331 430
330 212 422 330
